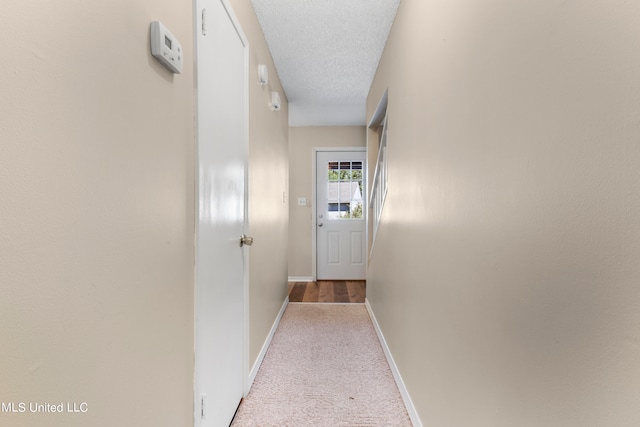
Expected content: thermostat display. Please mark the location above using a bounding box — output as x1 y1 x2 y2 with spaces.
150 21 183 74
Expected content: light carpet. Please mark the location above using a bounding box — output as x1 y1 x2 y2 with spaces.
231 303 412 426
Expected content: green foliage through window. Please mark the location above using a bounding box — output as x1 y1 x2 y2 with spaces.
326 161 364 220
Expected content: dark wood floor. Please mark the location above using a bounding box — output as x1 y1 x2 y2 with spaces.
288 280 366 303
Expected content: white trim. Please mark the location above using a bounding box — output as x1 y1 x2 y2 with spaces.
246 297 289 393
288 276 314 282
368 89 389 257
311 149 317 280
312 147 367 281
365 299 423 427
368 88 388 128
220 0 248 47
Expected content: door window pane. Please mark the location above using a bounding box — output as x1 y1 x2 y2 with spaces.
326 161 364 220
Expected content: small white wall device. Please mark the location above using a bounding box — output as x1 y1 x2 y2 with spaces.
258 64 269 86
270 91 281 111
150 21 183 74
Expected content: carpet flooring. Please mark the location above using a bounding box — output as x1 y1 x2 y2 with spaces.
231 303 412 426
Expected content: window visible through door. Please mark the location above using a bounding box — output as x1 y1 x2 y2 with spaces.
327 161 364 220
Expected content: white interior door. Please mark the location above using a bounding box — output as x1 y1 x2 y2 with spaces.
195 1 248 426
316 150 366 280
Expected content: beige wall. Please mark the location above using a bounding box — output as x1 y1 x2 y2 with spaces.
230 0 290 369
288 127 366 278
367 1 640 426
1 0 289 425
0 0 195 426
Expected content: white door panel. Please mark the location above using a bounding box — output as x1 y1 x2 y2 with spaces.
195 1 247 426
328 231 340 264
316 150 366 280
351 231 364 264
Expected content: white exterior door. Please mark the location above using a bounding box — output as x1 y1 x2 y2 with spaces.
195 1 248 426
316 150 366 280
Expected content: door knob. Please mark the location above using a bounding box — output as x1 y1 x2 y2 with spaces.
240 234 254 247
318 223 323 227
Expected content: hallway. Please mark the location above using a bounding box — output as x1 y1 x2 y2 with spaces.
3 1 640 426
231 303 411 426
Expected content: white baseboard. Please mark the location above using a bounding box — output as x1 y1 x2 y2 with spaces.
288 276 314 282
246 296 289 394
365 298 423 427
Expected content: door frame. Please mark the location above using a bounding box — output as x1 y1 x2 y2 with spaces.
311 147 367 280
193 0 250 424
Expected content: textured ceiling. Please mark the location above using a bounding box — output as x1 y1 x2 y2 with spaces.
251 0 400 126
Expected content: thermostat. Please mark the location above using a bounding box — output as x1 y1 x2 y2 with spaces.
150 21 183 74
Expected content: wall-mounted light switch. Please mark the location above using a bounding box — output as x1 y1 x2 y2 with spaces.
298 197 307 206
